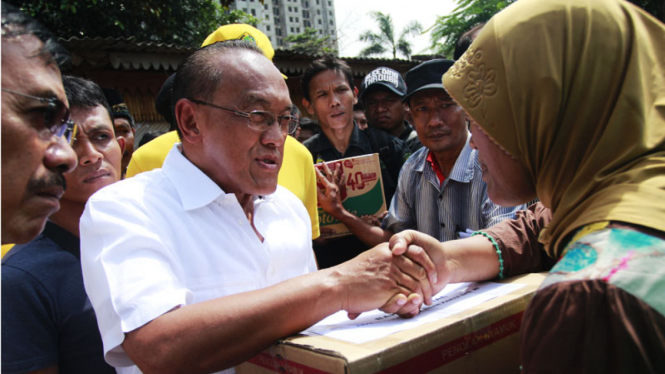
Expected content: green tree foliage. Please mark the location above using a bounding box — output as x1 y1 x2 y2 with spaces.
284 27 336 55
10 0 258 47
430 0 513 58
431 0 664 59
359 11 422 59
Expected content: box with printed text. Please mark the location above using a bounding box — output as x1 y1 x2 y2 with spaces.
236 273 546 374
315 153 387 239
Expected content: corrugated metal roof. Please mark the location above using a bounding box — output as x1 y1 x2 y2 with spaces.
134 122 171 146
61 37 420 74
61 36 192 71
273 49 419 76
108 52 183 70
61 36 193 54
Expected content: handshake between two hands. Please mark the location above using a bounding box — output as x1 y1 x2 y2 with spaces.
314 161 451 319
335 229 449 320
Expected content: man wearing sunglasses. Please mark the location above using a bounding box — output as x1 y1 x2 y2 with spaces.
3 76 122 374
1 3 77 245
80 40 432 374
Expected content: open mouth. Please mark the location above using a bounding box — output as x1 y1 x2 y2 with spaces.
257 155 279 169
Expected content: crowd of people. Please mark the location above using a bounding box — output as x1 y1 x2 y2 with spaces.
2 0 664 373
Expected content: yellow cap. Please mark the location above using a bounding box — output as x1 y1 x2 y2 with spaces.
201 24 275 61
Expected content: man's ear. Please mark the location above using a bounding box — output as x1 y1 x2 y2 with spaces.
175 99 203 144
352 86 358 105
116 137 126 155
302 97 314 115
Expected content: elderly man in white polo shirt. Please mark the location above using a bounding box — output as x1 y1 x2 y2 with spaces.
80 40 433 374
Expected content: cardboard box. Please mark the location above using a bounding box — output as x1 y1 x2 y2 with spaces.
236 273 545 374
316 154 387 239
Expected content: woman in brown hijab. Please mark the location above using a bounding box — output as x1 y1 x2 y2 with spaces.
391 0 665 371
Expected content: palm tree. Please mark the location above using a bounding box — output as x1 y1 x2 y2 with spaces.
359 11 423 59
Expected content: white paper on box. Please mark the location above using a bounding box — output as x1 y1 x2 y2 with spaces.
302 281 525 344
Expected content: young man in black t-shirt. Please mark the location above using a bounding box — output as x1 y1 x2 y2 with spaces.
301 56 411 268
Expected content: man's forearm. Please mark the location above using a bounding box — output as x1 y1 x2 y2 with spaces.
123 268 342 374
122 245 424 374
329 207 393 247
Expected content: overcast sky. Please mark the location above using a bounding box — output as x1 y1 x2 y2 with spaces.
333 0 458 58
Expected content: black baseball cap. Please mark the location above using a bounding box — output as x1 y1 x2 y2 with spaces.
103 88 135 127
359 67 407 102
403 59 455 103
155 73 177 131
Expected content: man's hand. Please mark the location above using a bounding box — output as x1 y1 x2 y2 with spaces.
378 241 437 318
391 229 443 259
390 230 447 288
381 230 451 317
315 164 393 248
330 243 434 319
315 162 345 216
360 210 388 227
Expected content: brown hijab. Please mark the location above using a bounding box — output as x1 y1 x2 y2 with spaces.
443 0 665 257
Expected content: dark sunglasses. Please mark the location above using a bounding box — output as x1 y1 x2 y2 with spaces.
2 88 77 145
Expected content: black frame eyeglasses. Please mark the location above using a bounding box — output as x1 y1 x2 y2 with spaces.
2 88 78 146
188 98 299 135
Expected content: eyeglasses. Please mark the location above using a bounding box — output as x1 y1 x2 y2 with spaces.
64 120 79 146
188 98 299 135
2 88 78 146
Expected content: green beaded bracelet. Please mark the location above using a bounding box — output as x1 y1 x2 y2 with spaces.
472 231 504 280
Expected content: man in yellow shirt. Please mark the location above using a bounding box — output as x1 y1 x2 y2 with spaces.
126 24 320 239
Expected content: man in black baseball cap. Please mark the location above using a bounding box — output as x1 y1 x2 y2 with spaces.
359 67 422 152
301 56 412 268
382 59 525 242
322 59 524 250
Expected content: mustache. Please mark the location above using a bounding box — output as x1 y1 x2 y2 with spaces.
257 150 282 160
26 173 67 194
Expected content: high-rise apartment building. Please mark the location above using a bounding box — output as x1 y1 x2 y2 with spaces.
230 0 338 50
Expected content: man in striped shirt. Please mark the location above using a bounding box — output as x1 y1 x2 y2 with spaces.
317 59 525 246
